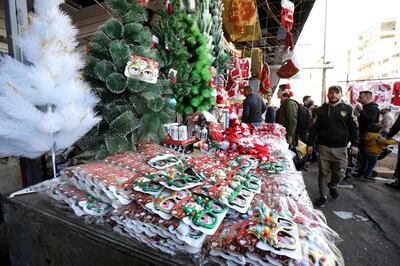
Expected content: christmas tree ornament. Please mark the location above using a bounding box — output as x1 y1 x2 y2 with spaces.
166 97 177 108
166 0 173 16
168 68 178 84
137 0 148 7
0 0 100 174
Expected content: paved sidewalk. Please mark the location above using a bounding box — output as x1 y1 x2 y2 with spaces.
302 164 400 265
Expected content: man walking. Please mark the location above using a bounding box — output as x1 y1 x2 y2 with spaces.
307 86 359 207
277 84 298 146
242 85 266 127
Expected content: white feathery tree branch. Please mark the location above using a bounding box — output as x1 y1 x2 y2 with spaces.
0 0 101 158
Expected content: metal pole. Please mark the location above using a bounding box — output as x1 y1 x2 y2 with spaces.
4 0 44 186
4 0 28 60
321 0 328 104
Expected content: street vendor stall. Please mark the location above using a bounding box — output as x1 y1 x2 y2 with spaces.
0 0 340 265
3 125 343 266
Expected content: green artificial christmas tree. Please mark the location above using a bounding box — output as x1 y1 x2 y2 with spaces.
210 0 230 74
178 13 214 115
157 2 214 115
156 0 192 108
81 0 175 158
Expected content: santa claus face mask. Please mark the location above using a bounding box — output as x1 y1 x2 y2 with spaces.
124 55 159 84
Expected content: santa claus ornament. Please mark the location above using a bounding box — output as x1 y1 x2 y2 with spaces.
259 63 271 95
166 0 173 16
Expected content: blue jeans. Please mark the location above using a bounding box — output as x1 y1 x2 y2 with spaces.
362 154 378 178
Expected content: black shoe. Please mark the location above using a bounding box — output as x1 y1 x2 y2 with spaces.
329 186 339 199
352 172 363 178
314 196 327 208
363 176 376 182
385 181 400 190
344 174 351 180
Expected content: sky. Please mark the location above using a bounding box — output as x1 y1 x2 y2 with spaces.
271 0 400 106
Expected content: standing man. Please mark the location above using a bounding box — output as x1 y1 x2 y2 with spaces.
357 91 380 136
242 85 266 127
303 95 312 108
385 115 400 190
355 91 380 176
277 84 298 146
307 85 359 207
380 104 395 135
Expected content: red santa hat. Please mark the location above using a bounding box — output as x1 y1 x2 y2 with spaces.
279 83 293 97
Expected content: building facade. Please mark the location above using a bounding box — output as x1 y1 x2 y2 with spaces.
347 18 400 81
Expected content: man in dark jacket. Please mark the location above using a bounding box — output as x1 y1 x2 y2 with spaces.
357 90 380 140
385 115 400 189
307 85 359 207
265 105 276 123
355 90 380 176
242 85 266 127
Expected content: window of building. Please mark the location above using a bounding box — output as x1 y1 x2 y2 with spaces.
381 21 396 32
381 34 395 39
0 1 8 54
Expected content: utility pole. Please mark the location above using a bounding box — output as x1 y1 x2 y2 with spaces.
321 0 328 104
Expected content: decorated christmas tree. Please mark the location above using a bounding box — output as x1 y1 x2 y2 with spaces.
156 0 192 109
210 0 230 74
81 0 175 158
156 1 214 115
0 0 100 159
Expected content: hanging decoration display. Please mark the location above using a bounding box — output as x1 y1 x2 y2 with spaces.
0 0 100 161
221 0 261 42
259 63 272 95
277 55 300 79
281 0 295 51
277 0 300 79
226 57 251 99
392 82 400 106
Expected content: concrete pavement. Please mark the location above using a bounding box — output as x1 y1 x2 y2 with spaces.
302 163 400 265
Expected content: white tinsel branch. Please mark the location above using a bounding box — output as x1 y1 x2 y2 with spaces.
0 0 101 159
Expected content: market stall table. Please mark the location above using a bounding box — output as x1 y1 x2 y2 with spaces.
1 193 194 266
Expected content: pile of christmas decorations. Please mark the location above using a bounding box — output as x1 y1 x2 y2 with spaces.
46 137 344 265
